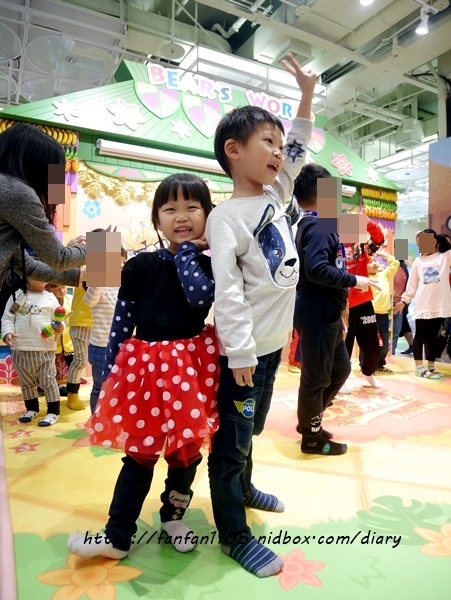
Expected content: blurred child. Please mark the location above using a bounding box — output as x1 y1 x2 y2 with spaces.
84 247 127 413
66 282 93 409
66 227 121 409
343 214 385 388
1 278 64 426
365 249 399 373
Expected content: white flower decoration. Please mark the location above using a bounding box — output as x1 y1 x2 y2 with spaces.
107 99 146 131
367 167 380 182
53 98 79 121
171 119 192 139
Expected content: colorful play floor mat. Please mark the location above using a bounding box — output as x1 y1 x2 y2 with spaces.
1 355 451 600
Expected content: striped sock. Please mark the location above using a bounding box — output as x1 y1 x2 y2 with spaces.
223 538 284 577
244 484 284 512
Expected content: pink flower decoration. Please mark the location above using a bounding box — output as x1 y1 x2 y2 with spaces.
0 355 20 385
331 152 353 177
279 550 325 590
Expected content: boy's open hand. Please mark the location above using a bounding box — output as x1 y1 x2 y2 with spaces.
232 366 256 387
281 53 317 96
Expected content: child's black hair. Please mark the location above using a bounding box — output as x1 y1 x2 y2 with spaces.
151 174 213 248
293 163 332 209
214 106 285 178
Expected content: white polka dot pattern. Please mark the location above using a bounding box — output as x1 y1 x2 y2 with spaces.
86 327 219 465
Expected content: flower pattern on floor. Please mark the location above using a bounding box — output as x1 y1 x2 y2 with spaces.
37 554 141 600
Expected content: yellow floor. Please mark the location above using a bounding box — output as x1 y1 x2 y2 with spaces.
1 355 451 600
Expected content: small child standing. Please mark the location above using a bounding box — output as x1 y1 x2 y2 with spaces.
83 248 126 413
66 282 93 410
1 278 64 426
366 249 399 373
206 54 316 577
68 173 219 559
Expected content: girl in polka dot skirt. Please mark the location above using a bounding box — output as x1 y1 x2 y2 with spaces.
68 173 219 558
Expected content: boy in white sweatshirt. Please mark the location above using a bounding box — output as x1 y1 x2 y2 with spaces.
1 278 64 426
206 54 316 578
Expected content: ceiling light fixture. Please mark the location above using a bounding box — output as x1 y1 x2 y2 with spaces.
415 8 429 35
360 0 374 6
97 139 225 174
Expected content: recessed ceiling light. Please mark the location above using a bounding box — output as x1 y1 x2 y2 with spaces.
360 0 374 6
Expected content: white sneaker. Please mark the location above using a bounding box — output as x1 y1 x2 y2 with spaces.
38 413 60 427
18 410 38 423
338 382 351 394
361 373 381 388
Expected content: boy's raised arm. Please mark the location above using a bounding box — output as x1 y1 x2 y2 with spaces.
273 55 317 203
281 53 317 120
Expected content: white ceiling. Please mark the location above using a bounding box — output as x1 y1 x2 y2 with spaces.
1 0 451 220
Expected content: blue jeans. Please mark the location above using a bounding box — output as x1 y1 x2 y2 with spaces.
88 344 106 414
392 310 403 354
208 349 282 545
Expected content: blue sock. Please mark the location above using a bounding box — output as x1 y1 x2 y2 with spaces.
244 485 284 512
223 538 284 577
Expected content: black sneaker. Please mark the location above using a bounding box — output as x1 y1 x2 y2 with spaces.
400 346 413 354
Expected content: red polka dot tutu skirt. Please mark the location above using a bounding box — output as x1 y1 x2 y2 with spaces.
87 325 219 466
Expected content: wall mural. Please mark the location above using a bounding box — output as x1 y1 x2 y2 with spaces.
77 164 231 255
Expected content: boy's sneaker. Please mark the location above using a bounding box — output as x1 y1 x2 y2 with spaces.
288 364 301 373
376 367 393 374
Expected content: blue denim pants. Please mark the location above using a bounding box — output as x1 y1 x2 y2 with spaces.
392 310 403 354
208 349 282 546
88 343 107 414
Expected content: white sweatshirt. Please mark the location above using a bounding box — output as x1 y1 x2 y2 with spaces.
1 290 62 351
83 286 119 347
401 250 451 319
206 117 313 368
